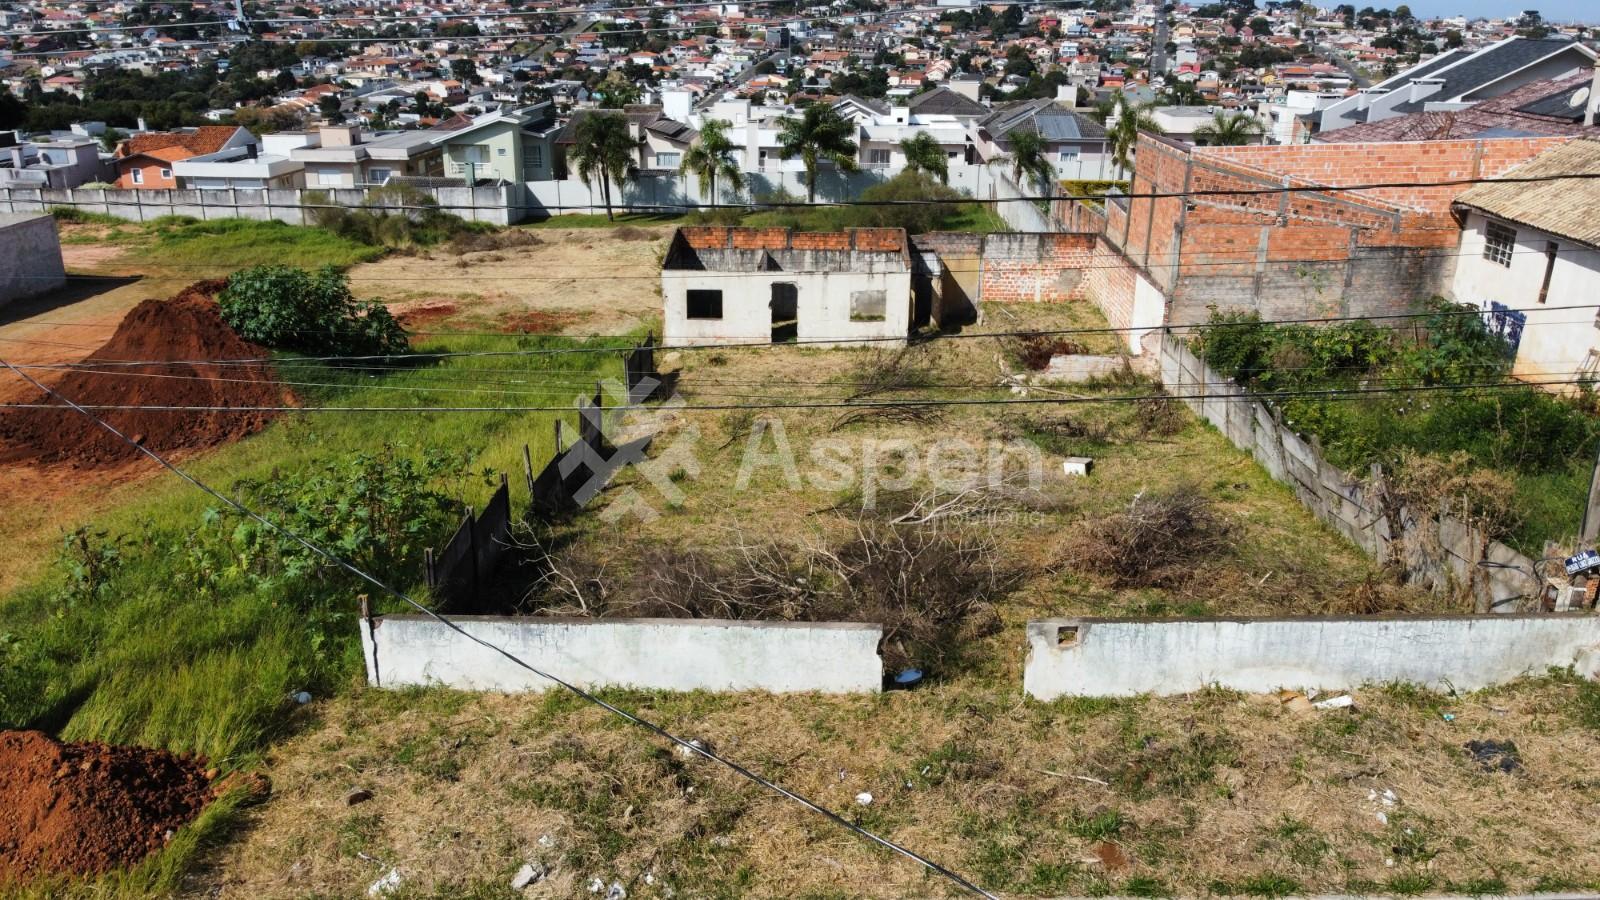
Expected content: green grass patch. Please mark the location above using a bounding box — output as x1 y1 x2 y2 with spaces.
141 217 385 270
48 206 127 226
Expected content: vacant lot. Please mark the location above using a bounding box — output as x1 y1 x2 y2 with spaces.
346 225 670 337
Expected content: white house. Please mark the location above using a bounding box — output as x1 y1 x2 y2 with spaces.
660 226 914 347
1450 138 1600 387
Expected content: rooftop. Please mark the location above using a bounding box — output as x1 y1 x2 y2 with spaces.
1453 137 1600 249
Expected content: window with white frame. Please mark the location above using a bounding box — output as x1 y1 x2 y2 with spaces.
367 167 392 184
315 169 342 186
130 168 143 184
655 151 681 168
1484 220 1516 267
159 167 172 179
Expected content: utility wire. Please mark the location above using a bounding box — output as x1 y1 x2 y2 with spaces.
11 305 1595 369
6 375 1596 413
0 350 1002 900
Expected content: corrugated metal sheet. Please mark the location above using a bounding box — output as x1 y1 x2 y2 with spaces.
1453 138 1600 249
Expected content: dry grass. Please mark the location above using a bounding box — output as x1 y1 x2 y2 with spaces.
205 676 1600 898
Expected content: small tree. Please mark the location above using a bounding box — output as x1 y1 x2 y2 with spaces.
1107 97 1164 177
1192 110 1265 146
218 265 407 355
776 103 859 203
568 112 641 221
899 131 949 184
999 129 1056 196
680 118 744 206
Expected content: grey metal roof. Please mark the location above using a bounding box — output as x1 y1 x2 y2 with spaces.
982 99 1106 143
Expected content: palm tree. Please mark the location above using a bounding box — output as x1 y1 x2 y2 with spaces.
776 103 859 203
679 118 744 206
1000 129 1056 196
899 131 949 184
1107 97 1164 178
569 112 640 221
1192 110 1265 146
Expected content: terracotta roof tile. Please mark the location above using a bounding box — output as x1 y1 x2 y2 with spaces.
120 125 244 158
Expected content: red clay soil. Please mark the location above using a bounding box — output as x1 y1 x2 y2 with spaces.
0 281 290 467
0 730 215 880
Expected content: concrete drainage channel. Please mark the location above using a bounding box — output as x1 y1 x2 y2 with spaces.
359 610 1600 697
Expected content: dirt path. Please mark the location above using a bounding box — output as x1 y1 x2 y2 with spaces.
346 226 670 337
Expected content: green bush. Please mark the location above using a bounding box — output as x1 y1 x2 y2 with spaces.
854 169 966 234
218 264 408 355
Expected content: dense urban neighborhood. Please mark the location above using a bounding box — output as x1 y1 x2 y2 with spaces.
6 0 1600 897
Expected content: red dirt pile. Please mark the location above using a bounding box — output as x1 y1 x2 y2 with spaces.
0 281 290 467
0 730 215 880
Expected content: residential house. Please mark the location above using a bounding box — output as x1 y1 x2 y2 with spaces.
173 129 307 190
971 99 1113 180
0 132 106 188
1449 138 1600 387
113 125 256 189
291 125 444 189
660 226 914 347
1316 36 1597 133
1316 69 1600 143
435 103 561 183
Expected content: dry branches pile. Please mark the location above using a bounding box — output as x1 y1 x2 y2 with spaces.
1065 487 1235 587
1014 334 1088 371
843 347 936 401
527 518 1018 670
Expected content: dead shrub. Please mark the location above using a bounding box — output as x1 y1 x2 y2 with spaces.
1132 395 1185 437
830 404 944 430
843 347 936 400
611 225 654 241
1387 451 1522 543
445 229 545 255
1015 334 1089 371
528 522 1018 671
1066 487 1235 587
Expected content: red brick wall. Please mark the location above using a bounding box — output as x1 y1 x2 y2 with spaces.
680 226 907 253
1110 134 1569 323
978 232 1097 302
1082 236 1137 329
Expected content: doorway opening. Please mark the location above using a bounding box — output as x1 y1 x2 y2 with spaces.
770 282 798 343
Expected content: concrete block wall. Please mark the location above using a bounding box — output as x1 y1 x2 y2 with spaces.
0 213 66 306
361 614 884 694
0 184 516 226
1023 614 1600 698
1160 335 1539 610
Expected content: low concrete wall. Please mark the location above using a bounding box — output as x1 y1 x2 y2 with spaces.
0 184 516 226
0 213 66 306
363 614 883 694
1024 615 1600 698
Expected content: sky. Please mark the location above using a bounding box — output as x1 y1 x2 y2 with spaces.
1395 0 1598 24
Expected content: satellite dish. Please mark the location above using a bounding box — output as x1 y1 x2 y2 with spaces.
1570 86 1590 109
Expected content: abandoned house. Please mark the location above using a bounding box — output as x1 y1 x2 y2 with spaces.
660 226 915 347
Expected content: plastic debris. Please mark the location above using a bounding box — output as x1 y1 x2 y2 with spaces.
893 668 924 687
367 868 403 897
538 834 556 849
855 792 874 806
587 876 606 893
292 691 312 705
511 863 547 890
1442 713 1456 722
1312 694 1355 710
1464 739 1521 773
674 739 706 760
606 880 627 900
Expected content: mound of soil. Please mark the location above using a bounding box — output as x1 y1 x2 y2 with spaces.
0 281 290 467
0 730 215 880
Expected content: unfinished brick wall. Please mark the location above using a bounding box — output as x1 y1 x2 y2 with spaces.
1082 236 1137 330
1109 133 1568 325
679 226 907 253
978 232 1097 302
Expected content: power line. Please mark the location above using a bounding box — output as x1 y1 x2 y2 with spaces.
12 304 1596 369
6 375 1596 414
0 350 1002 900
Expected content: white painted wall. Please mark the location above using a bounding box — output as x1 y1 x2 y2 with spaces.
1023 615 1600 699
1128 270 1166 355
362 615 883 694
661 268 912 347
1451 210 1600 382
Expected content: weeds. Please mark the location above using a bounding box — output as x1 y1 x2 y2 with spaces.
1065 487 1236 588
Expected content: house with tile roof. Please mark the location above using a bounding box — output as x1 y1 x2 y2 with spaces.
1449 137 1600 387
971 99 1112 180
112 125 256 189
1317 70 1600 144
